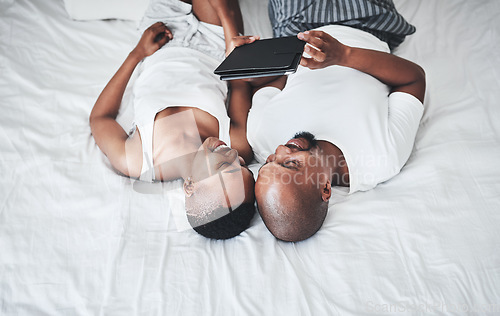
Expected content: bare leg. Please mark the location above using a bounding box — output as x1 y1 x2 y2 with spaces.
192 0 243 35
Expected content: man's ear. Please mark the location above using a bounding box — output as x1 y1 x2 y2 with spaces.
321 180 332 202
183 177 195 197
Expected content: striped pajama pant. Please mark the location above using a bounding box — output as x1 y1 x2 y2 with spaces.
269 0 416 49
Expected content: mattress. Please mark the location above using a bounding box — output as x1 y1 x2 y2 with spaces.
0 0 499 315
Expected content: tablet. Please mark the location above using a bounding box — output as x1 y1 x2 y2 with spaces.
214 36 306 80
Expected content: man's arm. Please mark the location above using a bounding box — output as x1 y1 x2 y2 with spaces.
89 22 172 175
298 30 426 103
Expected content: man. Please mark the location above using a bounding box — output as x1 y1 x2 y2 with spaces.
245 0 426 242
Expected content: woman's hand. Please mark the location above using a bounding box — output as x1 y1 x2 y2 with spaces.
226 35 260 56
131 22 173 60
297 30 349 70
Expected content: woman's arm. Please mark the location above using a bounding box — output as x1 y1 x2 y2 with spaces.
225 35 292 163
89 22 172 174
207 0 244 54
227 79 254 163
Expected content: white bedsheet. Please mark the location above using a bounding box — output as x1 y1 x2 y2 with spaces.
1 0 499 315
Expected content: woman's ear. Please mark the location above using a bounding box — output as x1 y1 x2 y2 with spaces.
321 180 332 202
183 177 195 197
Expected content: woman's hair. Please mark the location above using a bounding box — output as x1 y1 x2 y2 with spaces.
186 202 256 239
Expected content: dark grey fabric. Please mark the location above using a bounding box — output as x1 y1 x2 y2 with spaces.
268 0 415 49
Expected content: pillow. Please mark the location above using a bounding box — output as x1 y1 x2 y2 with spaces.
64 0 150 22
239 0 273 38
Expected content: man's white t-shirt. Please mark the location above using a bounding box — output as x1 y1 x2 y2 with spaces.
247 25 424 193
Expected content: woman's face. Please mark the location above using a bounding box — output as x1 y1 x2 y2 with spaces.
187 137 255 214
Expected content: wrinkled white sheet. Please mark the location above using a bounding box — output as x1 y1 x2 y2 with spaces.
0 0 499 315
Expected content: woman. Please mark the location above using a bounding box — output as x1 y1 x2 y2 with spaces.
89 0 256 239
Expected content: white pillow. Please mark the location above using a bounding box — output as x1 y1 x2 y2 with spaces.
238 0 273 38
64 0 150 22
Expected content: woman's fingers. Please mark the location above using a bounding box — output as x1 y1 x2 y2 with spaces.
232 35 260 47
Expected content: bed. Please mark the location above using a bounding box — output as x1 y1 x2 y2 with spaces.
1 0 499 315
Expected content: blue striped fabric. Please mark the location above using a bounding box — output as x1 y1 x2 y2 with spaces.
269 0 416 49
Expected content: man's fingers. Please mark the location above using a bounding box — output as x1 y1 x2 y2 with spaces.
302 30 327 39
297 31 325 50
300 56 321 69
304 44 326 62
